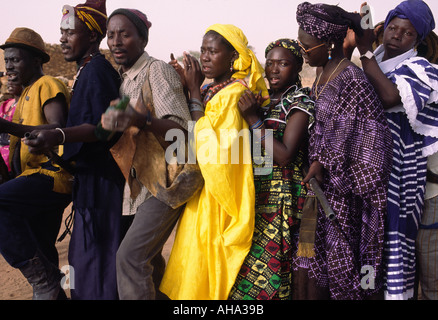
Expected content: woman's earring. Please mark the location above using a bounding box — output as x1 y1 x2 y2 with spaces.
328 43 334 60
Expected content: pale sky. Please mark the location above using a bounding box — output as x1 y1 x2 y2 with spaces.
0 0 437 63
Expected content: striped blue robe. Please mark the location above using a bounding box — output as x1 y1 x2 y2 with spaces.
383 56 438 300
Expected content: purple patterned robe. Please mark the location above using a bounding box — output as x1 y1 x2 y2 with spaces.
293 65 393 300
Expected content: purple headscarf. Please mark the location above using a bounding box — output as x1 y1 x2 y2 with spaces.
296 2 361 43
384 0 435 41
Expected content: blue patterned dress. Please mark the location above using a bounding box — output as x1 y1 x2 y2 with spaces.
381 56 438 300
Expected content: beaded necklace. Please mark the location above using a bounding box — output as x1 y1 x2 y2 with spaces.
71 52 100 95
201 78 237 104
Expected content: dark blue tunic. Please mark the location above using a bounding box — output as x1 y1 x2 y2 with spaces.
64 53 124 300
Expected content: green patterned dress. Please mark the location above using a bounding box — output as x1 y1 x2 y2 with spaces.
229 86 314 300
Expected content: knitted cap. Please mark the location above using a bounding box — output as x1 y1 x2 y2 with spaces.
109 9 152 40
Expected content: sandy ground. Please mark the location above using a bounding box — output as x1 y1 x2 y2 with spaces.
0 204 176 300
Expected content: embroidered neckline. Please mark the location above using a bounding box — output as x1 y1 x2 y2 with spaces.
71 53 101 95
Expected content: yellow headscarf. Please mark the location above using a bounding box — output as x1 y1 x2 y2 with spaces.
206 24 270 106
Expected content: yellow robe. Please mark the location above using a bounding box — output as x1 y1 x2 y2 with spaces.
9 75 72 194
160 81 256 300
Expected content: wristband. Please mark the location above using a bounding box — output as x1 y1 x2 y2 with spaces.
189 98 204 107
55 128 66 144
189 104 205 113
360 51 375 60
250 119 263 130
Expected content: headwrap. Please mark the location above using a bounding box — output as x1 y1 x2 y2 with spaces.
384 0 435 41
205 24 269 106
265 38 304 68
296 2 362 43
61 0 108 36
109 9 152 41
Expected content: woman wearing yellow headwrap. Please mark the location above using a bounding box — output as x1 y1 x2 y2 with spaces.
160 24 269 300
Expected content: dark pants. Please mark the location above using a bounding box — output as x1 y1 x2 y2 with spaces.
116 196 183 300
68 171 124 300
0 174 71 268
